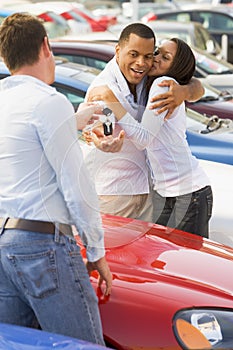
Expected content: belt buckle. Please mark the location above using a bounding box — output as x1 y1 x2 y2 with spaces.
0 217 9 235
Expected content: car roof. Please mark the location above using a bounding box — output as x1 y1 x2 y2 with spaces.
109 19 204 37
0 59 98 89
148 19 203 30
19 1 85 14
157 5 233 16
51 40 116 51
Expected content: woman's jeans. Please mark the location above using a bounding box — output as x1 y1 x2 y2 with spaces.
153 186 213 238
0 229 105 345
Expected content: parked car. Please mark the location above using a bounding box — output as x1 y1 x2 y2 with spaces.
121 1 179 21
8 2 92 36
200 75 233 95
0 6 71 39
71 2 117 31
51 40 115 70
0 323 108 349
186 83 233 121
73 211 233 349
192 46 233 93
83 0 122 18
41 0 117 32
1 205 233 349
147 19 222 58
193 45 233 76
185 108 233 165
147 6 233 63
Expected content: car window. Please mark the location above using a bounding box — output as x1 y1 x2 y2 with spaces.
67 10 88 23
176 13 192 22
194 26 209 51
194 50 233 74
199 12 233 31
53 53 107 70
211 13 233 30
196 25 220 55
52 84 85 110
149 21 220 53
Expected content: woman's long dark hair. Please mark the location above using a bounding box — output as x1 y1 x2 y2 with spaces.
147 38 196 91
167 38 196 85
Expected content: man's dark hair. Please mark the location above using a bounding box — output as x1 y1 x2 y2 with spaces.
0 13 48 72
167 38 196 85
118 22 156 46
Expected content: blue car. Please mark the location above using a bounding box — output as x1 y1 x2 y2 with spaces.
0 59 232 165
0 323 108 349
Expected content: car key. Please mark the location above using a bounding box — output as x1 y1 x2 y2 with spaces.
102 107 113 136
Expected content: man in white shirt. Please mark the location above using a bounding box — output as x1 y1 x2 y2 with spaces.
85 23 204 221
0 13 111 344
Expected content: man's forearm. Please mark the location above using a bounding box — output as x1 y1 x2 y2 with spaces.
186 77 204 102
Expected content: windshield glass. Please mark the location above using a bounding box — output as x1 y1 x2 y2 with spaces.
194 49 233 74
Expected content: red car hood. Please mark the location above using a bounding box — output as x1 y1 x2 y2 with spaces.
77 215 233 349
99 215 233 301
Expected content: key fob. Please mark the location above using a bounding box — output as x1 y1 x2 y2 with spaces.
102 107 113 136
103 118 113 136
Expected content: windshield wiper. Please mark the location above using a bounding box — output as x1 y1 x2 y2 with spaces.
219 91 233 101
199 95 219 102
201 116 233 134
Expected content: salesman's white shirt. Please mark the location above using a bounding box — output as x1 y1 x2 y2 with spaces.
0 75 105 261
85 57 150 195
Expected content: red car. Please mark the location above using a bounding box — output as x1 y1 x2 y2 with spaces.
71 4 117 32
75 214 233 350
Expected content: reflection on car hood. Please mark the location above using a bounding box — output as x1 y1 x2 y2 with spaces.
95 215 233 300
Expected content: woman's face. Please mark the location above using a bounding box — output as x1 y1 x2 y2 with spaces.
148 40 177 77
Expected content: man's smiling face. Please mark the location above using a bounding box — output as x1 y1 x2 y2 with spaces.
116 33 155 87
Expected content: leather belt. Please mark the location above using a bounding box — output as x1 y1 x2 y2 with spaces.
0 218 73 236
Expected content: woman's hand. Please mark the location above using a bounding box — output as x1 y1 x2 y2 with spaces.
149 78 204 120
149 79 185 119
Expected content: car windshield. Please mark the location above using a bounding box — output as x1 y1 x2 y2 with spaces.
194 49 233 74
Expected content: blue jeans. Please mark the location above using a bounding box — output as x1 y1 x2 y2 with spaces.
153 186 213 238
0 229 105 345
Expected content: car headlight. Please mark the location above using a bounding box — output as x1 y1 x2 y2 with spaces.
173 308 233 349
